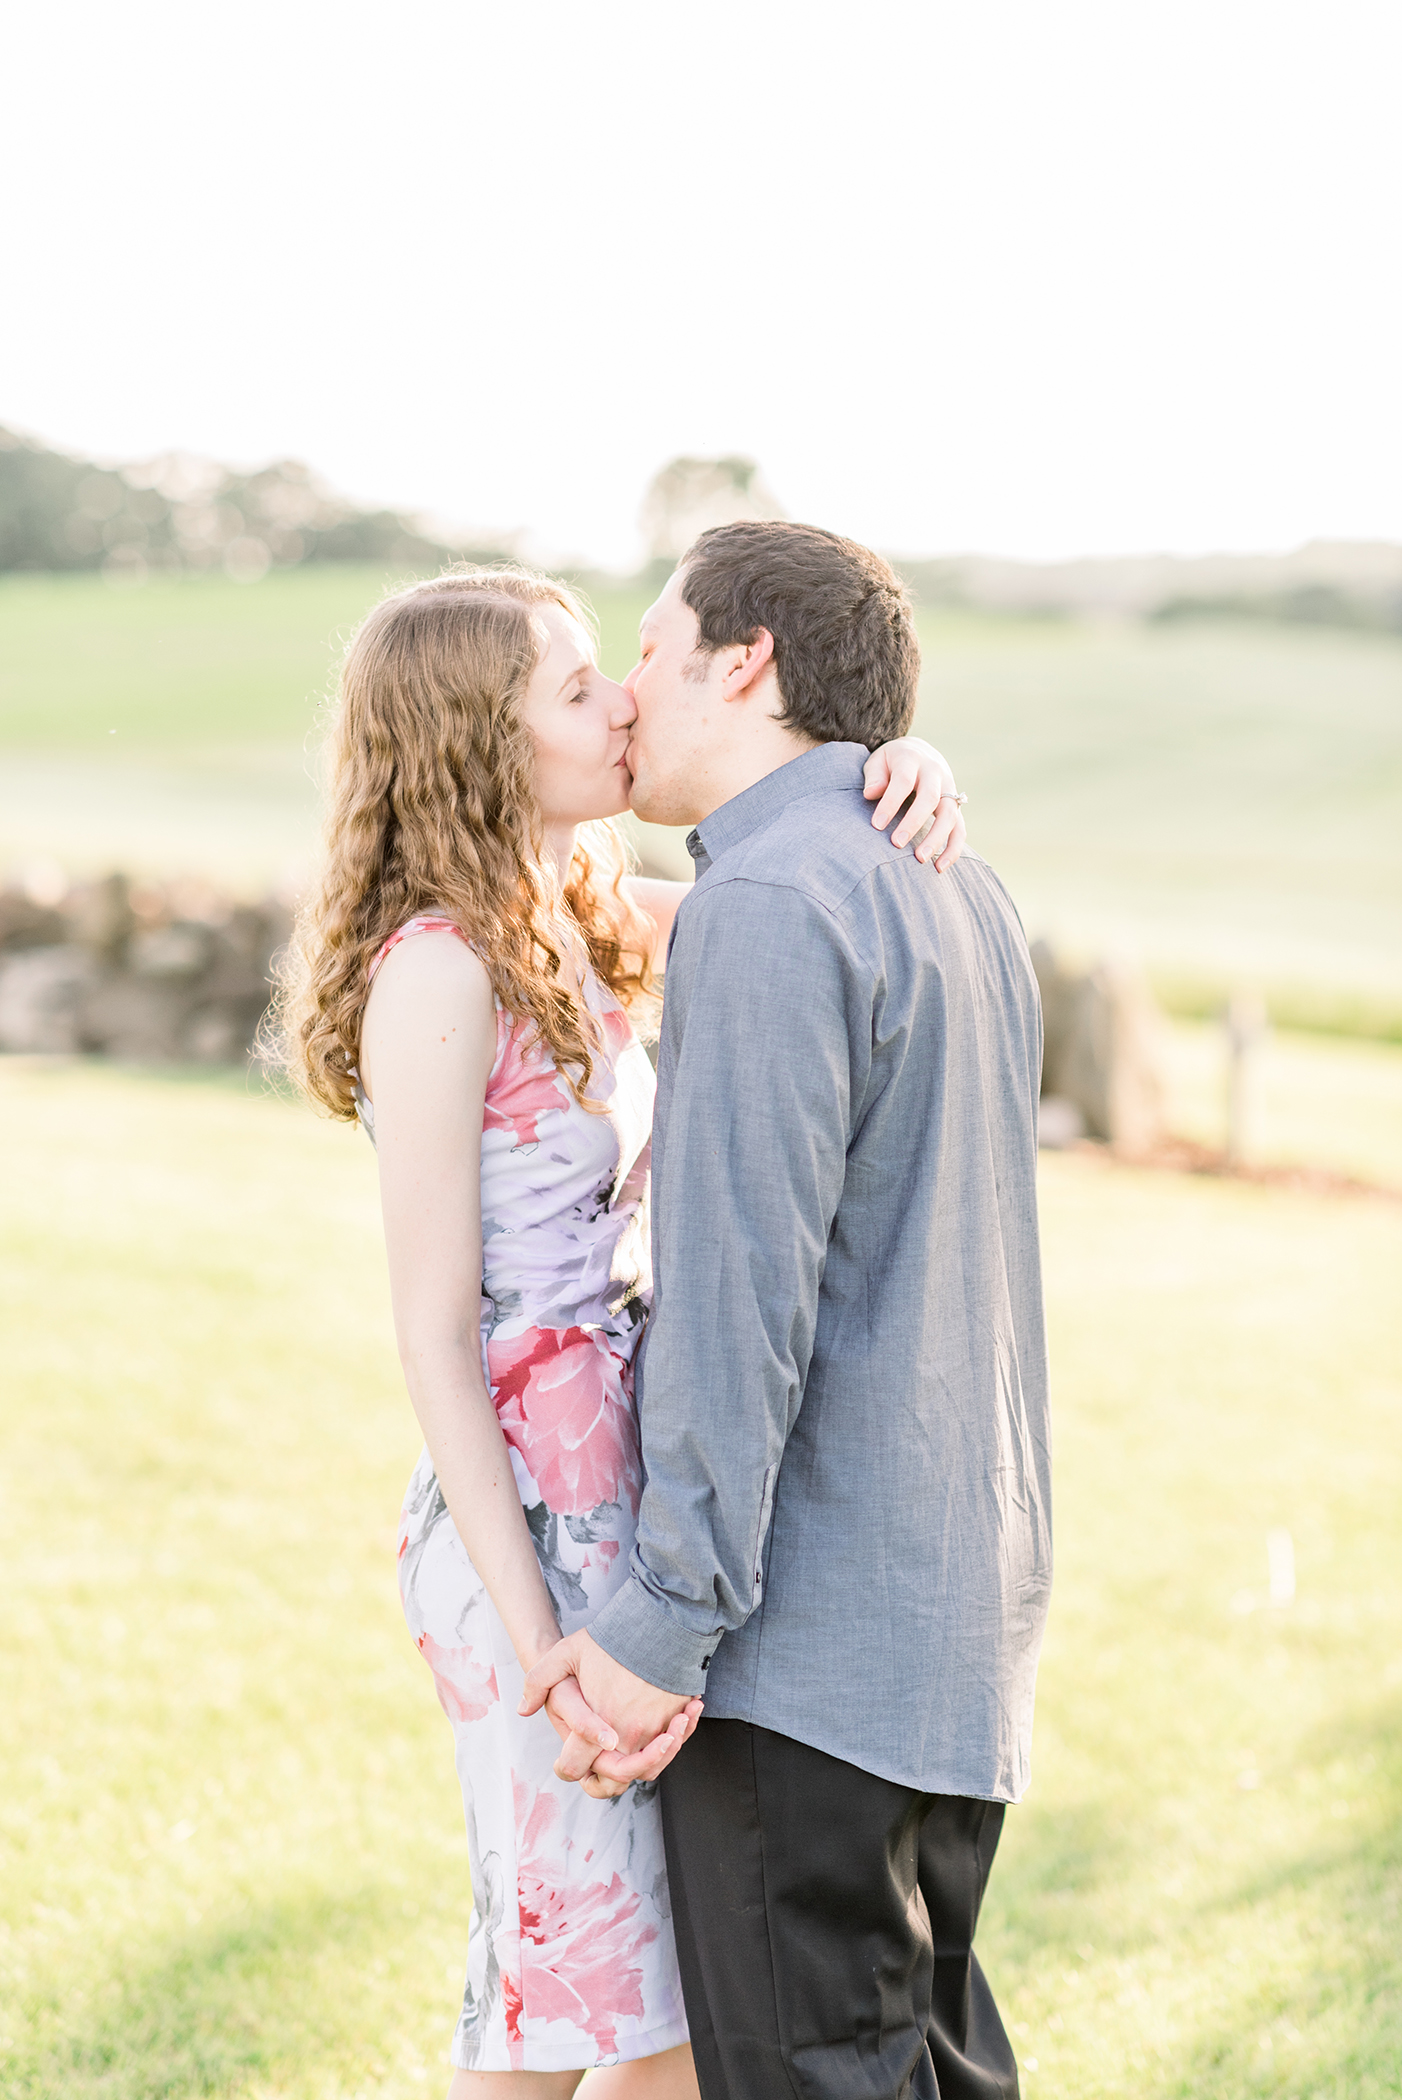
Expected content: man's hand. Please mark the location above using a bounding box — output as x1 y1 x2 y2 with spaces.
531 1648 687 1796
522 1629 702 1791
538 1674 692 1794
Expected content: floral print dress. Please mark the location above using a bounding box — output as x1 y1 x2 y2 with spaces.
359 917 688 2075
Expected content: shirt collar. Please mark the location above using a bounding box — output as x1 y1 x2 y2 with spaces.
685 742 870 877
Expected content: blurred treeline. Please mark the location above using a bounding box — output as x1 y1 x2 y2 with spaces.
637 457 1402 628
895 547 1402 631
0 424 506 584
8 428 1402 630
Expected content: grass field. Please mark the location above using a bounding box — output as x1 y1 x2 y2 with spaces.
2 567 1399 1025
2 1056 1400 2099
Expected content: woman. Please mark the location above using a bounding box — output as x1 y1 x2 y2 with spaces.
280 566 966 2097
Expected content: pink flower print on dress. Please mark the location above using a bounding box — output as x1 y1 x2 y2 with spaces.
502 1968 526 2059
512 1778 656 2058
417 1630 500 1726
485 1016 571 1150
596 999 634 1067
489 1325 641 1518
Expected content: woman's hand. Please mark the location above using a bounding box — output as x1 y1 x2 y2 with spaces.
863 736 967 871
541 1673 619 1768
576 1700 703 1799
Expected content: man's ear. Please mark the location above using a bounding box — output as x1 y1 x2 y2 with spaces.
719 628 775 704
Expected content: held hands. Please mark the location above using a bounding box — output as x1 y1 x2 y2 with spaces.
522 1629 703 1799
863 737 967 871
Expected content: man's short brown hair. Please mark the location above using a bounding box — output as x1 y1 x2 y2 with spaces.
678 520 920 749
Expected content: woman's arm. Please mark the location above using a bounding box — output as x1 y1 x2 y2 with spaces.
360 931 694 1787
620 874 689 973
361 931 572 1675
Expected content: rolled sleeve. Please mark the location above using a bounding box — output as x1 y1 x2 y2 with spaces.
589 1573 721 1697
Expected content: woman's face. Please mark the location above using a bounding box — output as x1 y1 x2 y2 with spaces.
519 601 636 829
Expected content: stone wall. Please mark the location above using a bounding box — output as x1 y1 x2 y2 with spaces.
0 878 1169 1155
1031 938 1166 1152
0 875 290 1062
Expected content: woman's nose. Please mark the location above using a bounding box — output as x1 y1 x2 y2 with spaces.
609 679 638 729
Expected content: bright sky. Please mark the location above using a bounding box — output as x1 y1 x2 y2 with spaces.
5 0 1399 568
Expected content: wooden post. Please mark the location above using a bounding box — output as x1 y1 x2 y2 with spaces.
1225 990 1268 1166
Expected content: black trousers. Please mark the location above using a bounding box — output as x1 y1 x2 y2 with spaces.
659 1719 1019 2100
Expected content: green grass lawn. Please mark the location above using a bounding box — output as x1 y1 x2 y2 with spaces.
2 567 1399 1024
0 566 400 747
2 1058 1399 2098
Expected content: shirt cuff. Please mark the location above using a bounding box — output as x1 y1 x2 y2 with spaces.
589 1575 723 1698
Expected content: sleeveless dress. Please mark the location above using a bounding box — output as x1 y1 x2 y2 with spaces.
359 916 688 2075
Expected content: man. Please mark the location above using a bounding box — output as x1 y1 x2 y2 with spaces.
524 521 1051 2099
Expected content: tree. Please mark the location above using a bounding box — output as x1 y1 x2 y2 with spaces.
0 425 487 578
638 455 785 565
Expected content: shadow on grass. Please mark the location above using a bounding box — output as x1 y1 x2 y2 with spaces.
12 1880 440 2100
1147 1692 1402 2100
984 1794 1131 1964
983 1698 1402 2096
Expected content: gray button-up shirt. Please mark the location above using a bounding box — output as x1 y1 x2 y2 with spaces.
590 742 1052 1801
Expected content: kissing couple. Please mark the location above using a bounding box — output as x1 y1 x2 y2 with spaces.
282 521 1052 2099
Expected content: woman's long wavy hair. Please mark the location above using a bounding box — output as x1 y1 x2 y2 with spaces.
276 565 656 1121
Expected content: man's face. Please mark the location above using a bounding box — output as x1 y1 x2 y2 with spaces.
622 568 723 827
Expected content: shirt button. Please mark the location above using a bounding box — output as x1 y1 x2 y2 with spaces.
700 1656 711 1670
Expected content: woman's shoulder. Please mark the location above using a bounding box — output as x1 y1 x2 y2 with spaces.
358 916 500 1109
362 917 498 1038
368 913 479 983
